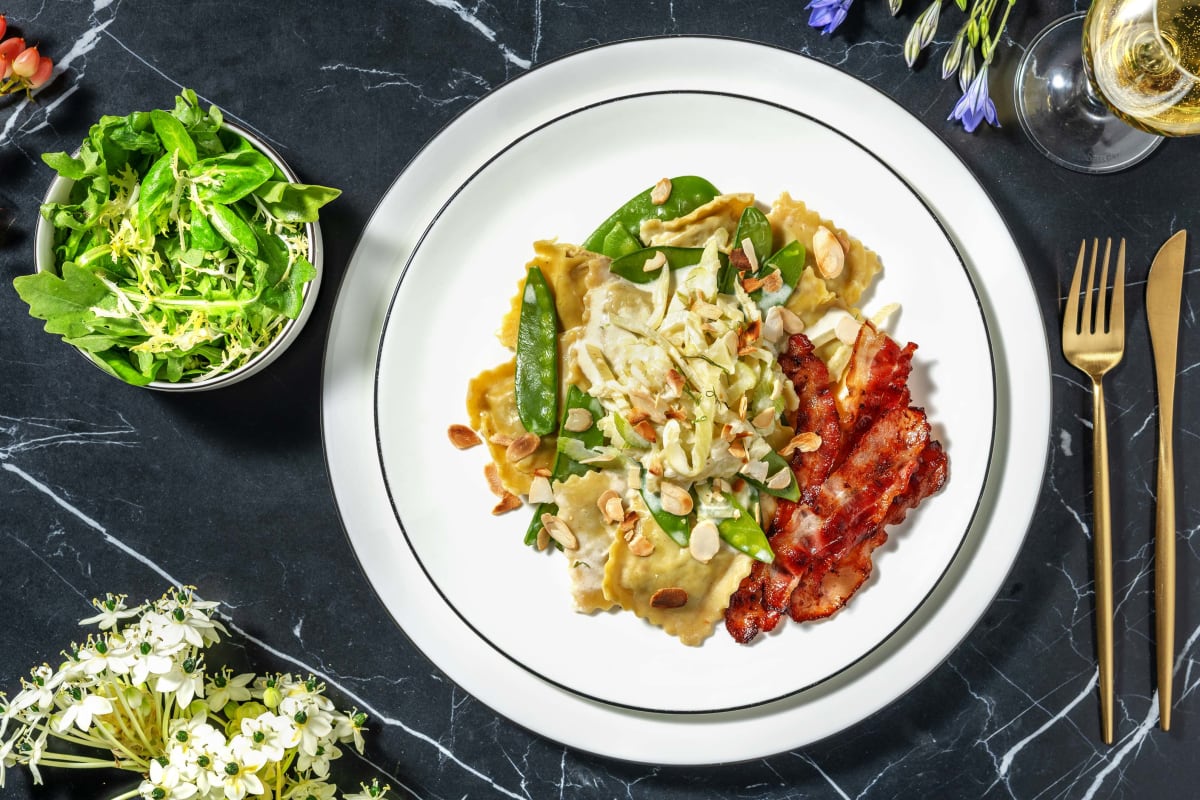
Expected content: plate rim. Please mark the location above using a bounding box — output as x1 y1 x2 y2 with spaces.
369 87 1000 715
320 34 1053 764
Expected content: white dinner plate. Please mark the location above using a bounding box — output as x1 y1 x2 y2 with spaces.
323 37 1050 763
373 90 994 713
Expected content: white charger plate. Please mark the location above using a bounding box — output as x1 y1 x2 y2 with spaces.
323 37 1050 763
373 90 994 713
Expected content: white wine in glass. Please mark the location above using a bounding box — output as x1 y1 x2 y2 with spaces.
1085 0 1200 135
1016 0 1199 173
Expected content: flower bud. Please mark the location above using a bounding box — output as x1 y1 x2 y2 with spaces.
0 14 7 40
30 56 51 87
0 54 10 81
262 686 282 709
0 37 25 62
942 34 965 79
12 46 39 78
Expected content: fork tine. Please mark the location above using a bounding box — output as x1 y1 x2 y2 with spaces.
1097 238 1112 333
1082 238 1099 333
1064 240 1086 338
1110 238 1126 336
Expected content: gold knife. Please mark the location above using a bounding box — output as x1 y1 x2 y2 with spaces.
1146 229 1188 732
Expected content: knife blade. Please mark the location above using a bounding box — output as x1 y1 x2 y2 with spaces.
1146 229 1187 732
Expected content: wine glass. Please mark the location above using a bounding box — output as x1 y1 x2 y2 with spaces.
1015 0 1200 173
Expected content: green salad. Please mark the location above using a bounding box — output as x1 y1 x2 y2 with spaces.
16 90 340 386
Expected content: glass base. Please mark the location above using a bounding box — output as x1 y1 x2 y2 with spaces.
1014 12 1163 174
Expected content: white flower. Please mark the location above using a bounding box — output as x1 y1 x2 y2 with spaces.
205 670 254 713
139 758 198 800
213 748 266 800
77 637 134 676
52 687 113 733
129 643 176 686
342 781 390 800
78 593 142 630
283 779 337 799
332 711 368 753
154 659 205 708
234 712 298 763
296 741 340 778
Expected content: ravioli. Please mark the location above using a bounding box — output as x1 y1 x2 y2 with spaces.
639 193 755 248
767 192 881 324
465 360 555 494
603 495 754 647
497 240 610 349
554 471 625 613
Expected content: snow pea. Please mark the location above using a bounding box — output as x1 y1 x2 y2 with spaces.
515 266 559 436
753 240 805 310
732 206 773 265
582 176 721 258
740 449 801 502
609 246 729 284
718 491 774 563
523 386 605 546
641 472 691 548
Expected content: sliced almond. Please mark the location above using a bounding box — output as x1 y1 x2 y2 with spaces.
835 315 862 346
666 369 686 394
659 481 693 516
491 492 522 515
766 468 793 490
690 299 724 320
541 513 578 549
813 225 845 280
597 489 625 525
761 269 784 294
650 587 689 609
650 177 672 205
741 274 766 293
528 475 554 505
564 407 594 433
740 237 759 272
447 424 482 449
752 407 775 429
506 432 541 462
737 394 749 419
643 249 667 272
533 467 553 478
778 305 806 335
720 423 736 442
483 463 505 497
728 440 748 461
780 431 823 457
689 519 721 563
488 432 515 447
618 510 640 534
627 532 655 557
536 527 550 551
665 407 688 423
632 419 658 444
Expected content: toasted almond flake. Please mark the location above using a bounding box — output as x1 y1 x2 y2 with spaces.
648 460 664 477
761 269 784 294
728 477 744 493
835 228 853 254
488 432 515 447
633 419 658 443
650 587 689 609
665 407 688 423
627 532 655 557
536 527 550 551
689 519 721 563
690 299 724 320
752 407 775 429
659 481 694 516
835 315 862 346
447 424 482 449
541 513 578 549
597 489 625 524
740 237 759 271
741 274 766 293
533 467 553 478
778 305 806 334
650 177 672 205
618 510 640 534
483 463 505 497
643 249 668 272
492 492 523 515
780 431 823 457
728 440 748 461
528 475 554 505
737 394 749 419
767 469 793 490
666 369 686 394
506 432 541 462
630 390 667 423
564 407 594 433
721 424 736 442
628 409 650 426
813 225 845 280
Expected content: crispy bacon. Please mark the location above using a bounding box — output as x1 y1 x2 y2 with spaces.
724 325 947 644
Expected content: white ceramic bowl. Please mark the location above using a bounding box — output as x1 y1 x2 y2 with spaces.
33 120 323 391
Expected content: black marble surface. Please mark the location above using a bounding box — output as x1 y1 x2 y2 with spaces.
3 1 1199 798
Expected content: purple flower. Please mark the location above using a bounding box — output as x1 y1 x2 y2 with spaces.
948 64 999 133
805 0 853 35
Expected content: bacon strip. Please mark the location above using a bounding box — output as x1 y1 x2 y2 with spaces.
724 325 947 644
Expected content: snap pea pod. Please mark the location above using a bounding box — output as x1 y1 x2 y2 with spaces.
718 491 774 563
740 449 801 502
640 471 691 548
609 246 729 285
753 240 805 311
732 206 774 265
515 266 559 436
523 386 605 546
582 176 721 258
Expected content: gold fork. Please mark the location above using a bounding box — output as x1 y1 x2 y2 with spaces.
1062 238 1126 746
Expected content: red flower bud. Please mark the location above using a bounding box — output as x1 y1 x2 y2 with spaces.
12 46 38 78
30 54 52 88
0 37 24 63
0 14 7 41
0 54 10 82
